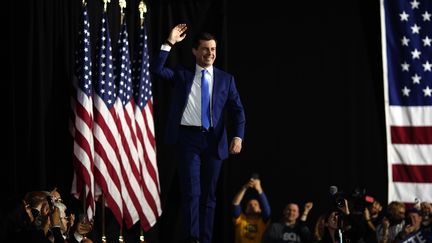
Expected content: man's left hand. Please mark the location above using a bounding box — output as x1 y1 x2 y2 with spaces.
229 137 242 154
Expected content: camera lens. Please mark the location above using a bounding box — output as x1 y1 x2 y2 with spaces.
336 197 344 208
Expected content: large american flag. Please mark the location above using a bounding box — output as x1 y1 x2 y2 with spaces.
133 22 162 230
114 19 155 229
381 0 432 203
71 4 95 221
92 11 124 225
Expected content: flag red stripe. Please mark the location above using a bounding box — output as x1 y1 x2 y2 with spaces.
118 167 137 227
93 169 123 223
135 108 160 226
144 102 156 148
133 113 159 226
391 126 432 144
124 101 138 148
140 186 156 230
117 112 142 181
85 192 94 213
144 131 160 196
144 154 159 195
143 106 160 213
93 134 122 194
392 164 432 183
96 108 123 162
76 101 93 128
73 128 93 168
72 155 92 188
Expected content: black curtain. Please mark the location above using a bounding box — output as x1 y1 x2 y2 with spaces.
4 0 387 242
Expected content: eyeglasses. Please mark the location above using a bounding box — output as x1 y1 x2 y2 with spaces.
54 198 63 203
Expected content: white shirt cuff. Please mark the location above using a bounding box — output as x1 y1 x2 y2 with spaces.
161 44 172 51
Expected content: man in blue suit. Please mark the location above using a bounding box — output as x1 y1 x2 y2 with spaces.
151 23 246 243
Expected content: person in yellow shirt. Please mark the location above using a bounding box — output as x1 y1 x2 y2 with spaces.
232 175 271 243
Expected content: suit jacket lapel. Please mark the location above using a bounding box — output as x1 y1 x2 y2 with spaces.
212 68 222 109
184 69 195 95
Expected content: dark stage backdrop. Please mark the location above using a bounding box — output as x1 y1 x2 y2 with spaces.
4 0 386 242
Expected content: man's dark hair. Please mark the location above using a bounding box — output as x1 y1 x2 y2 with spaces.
192 32 217 49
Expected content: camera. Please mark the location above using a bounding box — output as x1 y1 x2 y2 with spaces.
350 188 375 214
334 194 345 208
329 186 375 213
46 195 55 212
329 186 345 209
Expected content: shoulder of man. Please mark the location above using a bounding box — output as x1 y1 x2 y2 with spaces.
213 67 234 81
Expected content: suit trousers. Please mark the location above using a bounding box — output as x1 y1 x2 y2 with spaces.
176 126 222 243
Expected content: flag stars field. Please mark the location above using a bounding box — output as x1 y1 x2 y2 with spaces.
402 36 410 46
422 61 432 71
400 11 409 21
411 0 420 9
411 48 421 59
402 86 411 96
422 36 431 46
402 62 410 71
411 74 421 84
423 86 432 96
411 24 420 34
422 11 431 20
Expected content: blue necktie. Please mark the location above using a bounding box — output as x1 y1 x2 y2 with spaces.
201 69 210 130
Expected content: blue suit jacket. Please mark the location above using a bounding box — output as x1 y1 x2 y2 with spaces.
151 50 245 160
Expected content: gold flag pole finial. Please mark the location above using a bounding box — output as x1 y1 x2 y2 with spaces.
82 0 87 7
139 1 147 26
103 0 110 12
119 0 126 14
119 0 126 23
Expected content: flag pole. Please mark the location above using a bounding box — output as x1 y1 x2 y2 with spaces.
82 185 86 214
101 196 107 243
100 4 109 242
118 1 127 242
81 185 88 239
119 227 124 243
140 228 145 243
138 2 147 243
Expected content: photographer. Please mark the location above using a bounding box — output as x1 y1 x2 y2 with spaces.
232 175 271 243
318 198 365 243
11 189 92 243
362 200 384 243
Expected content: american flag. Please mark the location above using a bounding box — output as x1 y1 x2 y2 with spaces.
92 11 124 225
71 4 95 221
133 22 162 230
381 0 432 203
113 19 154 229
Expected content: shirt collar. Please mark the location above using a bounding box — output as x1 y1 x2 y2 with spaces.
196 64 213 76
